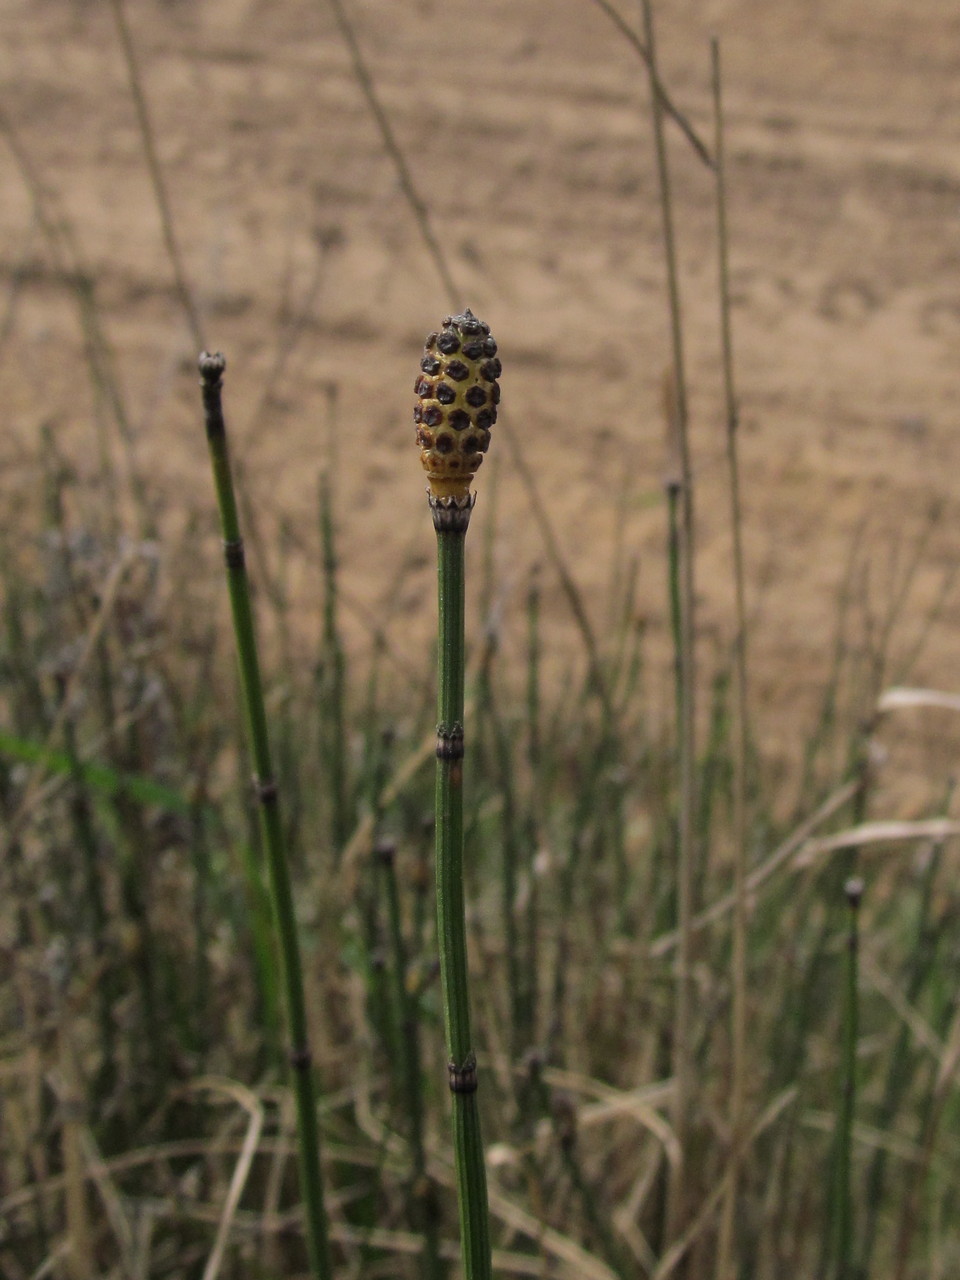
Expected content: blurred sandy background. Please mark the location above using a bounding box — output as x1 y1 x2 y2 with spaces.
3 0 960 792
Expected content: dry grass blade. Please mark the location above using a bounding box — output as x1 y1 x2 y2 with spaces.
261 1092 295 1273
481 1182 621 1280
877 686 960 715
586 0 713 166
46 1072 137 1271
28 1240 72 1280
327 1223 603 1277
651 1088 796 1280
192 1079 266 1280
650 778 861 956
350 1090 621 1280
801 1113 932 1167
859 949 943 1058
794 819 960 869
536 1066 680 1164
932 999 960 1097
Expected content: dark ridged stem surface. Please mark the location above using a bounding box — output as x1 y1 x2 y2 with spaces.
432 497 492 1280
198 353 332 1280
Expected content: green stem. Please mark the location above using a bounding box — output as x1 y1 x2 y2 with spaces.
319 469 349 860
643 0 697 1248
833 877 863 1280
198 353 332 1280
433 498 492 1280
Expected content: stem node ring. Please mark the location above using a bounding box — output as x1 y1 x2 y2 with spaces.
448 1052 478 1095
436 724 465 760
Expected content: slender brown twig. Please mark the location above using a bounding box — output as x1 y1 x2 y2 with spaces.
588 0 714 167
107 0 204 352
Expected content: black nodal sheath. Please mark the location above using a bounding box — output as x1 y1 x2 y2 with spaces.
223 538 245 570
199 352 226 439
290 1045 313 1071
436 724 465 760
448 1055 479 1095
253 776 278 805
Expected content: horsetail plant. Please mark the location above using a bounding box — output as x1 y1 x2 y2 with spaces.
198 353 333 1280
415 309 500 1280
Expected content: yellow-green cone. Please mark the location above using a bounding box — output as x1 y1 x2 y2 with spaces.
414 309 501 501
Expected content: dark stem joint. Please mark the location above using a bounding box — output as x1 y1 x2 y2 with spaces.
429 492 475 533
436 724 465 760
198 352 226 437
199 351 226 387
290 1045 312 1071
223 538 245 570
373 836 397 867
448 1052 478 1095
253 776 278 805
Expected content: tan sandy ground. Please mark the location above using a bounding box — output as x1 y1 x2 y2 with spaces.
3 0 960 811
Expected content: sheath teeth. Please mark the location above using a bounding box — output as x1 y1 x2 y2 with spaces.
415 309 500 500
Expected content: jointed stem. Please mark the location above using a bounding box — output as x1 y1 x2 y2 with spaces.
198 354 332 1280
433 501 492 1280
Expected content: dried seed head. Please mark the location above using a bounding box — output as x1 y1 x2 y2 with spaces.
415 309 499 500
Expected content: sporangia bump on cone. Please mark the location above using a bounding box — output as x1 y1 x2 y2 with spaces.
414 309 501 500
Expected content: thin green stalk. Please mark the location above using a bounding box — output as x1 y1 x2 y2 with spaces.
197 353 332 1280
665 469 683 757
522 567 543 1054
476 647 528 1067
319 468 350 860
59 690 117 1098
711 37 750 1280
832 877 863 1280
0 104 153 539
640 3 698 1249
860 823 947 1273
